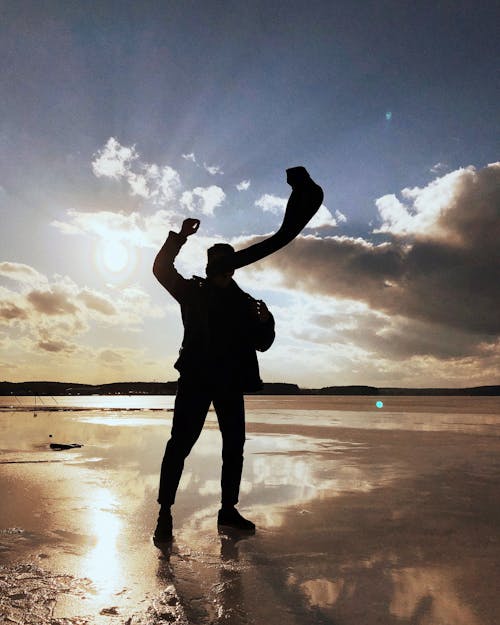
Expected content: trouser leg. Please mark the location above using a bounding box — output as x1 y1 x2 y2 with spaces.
158 379 211 506
213 391 246 507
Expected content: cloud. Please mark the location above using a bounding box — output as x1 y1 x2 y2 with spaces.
256 289 499 387
203 162 224 175
91 138 181 206
307 205 339 229
37 338 77 353
430 162 448 174
236 180 251 191
258 163 500 348
77 289 117 315
92 137 138 179
374 166 476 238
99 348 125 363
255 194 287 214
180 186 226 216
182 152 197 163
335 209 347 223
1 263 165 369
52 208 177 248
154 165 182 204
254 194 340 229
0 302 28 321
27 289 79 315
0 262 47 286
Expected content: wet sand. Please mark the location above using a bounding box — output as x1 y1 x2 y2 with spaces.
1 396 499 624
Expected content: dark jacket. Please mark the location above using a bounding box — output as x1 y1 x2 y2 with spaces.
153 231 275 392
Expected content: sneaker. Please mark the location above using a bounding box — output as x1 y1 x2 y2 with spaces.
154 508 173 542
217 507 255 533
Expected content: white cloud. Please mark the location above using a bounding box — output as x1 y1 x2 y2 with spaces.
156 166 181 203
374 167 473 237
203 162 224 175
255 194 339 229
92 137 138 179
180 186 226 216
255 194 287 214
91 138 181 206
430 162 448 174
236 179 251 191
126 172 150 198
51 208 178 248
335 209 347 223
306 205 338 229
0 262 48 287
182 152 197 163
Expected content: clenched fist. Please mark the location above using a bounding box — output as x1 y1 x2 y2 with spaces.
180 218 200 237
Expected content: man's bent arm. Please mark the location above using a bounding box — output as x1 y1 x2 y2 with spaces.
254 312 275 352
153 231 189 302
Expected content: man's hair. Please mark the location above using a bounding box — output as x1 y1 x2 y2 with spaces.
206 243 235 276
207 243 235 261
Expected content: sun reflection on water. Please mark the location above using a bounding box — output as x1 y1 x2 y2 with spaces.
80 487 124 598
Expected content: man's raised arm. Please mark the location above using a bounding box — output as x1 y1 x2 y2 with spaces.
152 218 200 302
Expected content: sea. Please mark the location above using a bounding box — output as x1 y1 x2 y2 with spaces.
1 394 500 624
1 394 499 433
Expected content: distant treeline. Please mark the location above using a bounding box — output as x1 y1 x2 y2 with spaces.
0 381 499 396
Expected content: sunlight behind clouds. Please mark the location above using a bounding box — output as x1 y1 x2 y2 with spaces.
3 127 499 386
374 166 474 238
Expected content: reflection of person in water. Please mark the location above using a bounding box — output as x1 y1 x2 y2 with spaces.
153 218 275 541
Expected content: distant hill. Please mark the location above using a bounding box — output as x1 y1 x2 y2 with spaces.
0 380 178 396
0 381 498 396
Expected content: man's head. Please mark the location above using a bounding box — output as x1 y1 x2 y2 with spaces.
206 243 235 288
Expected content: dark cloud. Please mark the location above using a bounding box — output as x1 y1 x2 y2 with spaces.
37 339 76 353
0 303 28 321
342 317 489 360
302 309 484 360
263 164 500 340
27 290 79 316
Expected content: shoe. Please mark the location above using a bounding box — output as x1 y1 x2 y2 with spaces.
154 508 173 542
217 507 255 533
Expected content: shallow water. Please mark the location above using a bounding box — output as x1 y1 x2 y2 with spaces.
1 396 499 624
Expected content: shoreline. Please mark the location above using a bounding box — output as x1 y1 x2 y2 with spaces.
1 381 499 396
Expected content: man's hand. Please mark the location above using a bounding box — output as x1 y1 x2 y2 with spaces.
180 218 200 237
253 299 271 323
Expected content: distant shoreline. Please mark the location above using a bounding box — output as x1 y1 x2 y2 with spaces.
1 381 499 396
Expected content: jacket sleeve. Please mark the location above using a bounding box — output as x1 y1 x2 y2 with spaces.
152 231 190 303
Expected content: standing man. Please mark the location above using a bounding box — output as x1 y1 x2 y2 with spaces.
152 218 275 541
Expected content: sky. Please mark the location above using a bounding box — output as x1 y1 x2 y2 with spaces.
1 0 499 388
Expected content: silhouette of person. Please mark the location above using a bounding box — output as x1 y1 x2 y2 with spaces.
152 167 323 542
153 219 275 541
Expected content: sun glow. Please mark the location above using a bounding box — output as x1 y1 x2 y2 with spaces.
101 240 129 272
93 239 139 282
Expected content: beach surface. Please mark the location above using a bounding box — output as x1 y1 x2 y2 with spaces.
1 395 499 624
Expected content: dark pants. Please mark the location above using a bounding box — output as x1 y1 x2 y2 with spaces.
158 377 246 507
